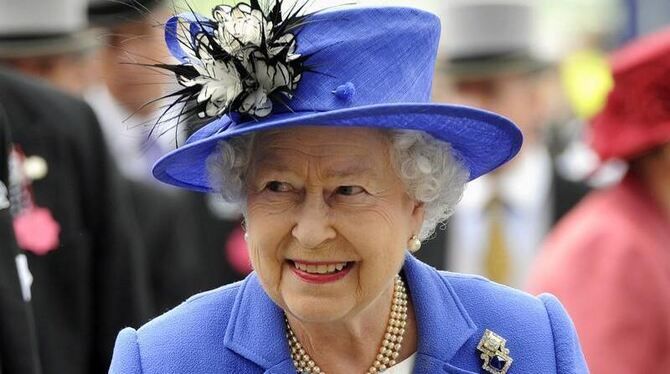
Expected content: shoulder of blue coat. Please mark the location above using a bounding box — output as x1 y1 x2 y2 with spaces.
439 271 545 312
139 279 244 334
438 271 570 371
440 270 552 327
124 280 254 373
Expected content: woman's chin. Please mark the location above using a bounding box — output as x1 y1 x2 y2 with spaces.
281 288 347 318
284 299 353 324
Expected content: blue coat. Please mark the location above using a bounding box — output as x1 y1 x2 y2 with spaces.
109 254 588 373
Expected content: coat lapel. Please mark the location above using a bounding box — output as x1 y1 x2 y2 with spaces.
404 253 479 373
224 254 480 373
223 274 294 372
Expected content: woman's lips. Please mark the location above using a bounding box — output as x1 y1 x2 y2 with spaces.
289 260 353 284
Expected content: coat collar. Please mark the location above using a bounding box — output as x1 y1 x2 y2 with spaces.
224 253 478 373
403 253 479 373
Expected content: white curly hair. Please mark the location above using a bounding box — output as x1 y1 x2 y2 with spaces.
207 128 469 240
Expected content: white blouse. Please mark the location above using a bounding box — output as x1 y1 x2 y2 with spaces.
384 352 416 373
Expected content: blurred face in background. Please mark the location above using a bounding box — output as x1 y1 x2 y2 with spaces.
2 52 94 96
445 71 548 148
100 7 171 116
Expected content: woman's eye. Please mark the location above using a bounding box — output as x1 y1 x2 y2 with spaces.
336 186 364 196
266 181 292 192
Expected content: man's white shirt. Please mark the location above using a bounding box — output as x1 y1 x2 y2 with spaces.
447 145 553 288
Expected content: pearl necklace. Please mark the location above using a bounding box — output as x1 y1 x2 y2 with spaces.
285 275 408 374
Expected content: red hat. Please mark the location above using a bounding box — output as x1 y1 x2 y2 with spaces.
589 27 670 161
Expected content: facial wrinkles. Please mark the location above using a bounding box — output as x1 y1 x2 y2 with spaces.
254 146 407 219
249 222 296 298
247 191 295 215
273 236 292 296
268 132 404 231
344 200 407 316
302 152 405 258
333 178 412 244
252 149 384 207
297 170 382 306
247 127 413 321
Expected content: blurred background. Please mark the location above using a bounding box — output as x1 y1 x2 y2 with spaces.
1 0 669 373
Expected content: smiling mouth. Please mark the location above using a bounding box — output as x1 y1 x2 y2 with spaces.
289 260 354 275
288 260 354 284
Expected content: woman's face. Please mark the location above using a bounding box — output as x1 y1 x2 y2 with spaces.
245 126 424 323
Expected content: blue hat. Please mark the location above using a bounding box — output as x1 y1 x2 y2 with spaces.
152 4 522 192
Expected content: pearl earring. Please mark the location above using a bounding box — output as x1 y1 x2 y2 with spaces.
244 232 249 241
408 235 421 252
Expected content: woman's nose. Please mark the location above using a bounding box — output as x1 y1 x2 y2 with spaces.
291 193 336 249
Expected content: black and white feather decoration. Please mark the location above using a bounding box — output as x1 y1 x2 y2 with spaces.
153 0 318 134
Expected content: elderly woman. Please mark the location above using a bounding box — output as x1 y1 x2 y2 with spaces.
109 3 587 374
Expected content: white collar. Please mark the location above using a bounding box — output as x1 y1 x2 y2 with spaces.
385 352 417 374
459 145 553 214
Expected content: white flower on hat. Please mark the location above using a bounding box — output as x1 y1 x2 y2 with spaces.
178 35 244 118
195 59 243 118
154 0 312 125
239 54 295 117
270 33 299 59
214 4 271 55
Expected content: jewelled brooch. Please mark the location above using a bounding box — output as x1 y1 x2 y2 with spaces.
476 329 513 374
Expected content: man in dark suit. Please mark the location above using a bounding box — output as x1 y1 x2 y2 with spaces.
423 0 589 287
2 0 248 318
0 97 41 374
86 0 251 310
0 69 152 374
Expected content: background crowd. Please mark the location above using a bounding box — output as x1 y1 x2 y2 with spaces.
0 0 668 373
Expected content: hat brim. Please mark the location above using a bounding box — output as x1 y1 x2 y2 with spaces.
153 103 522 192
442 56 550 80
0 29 101 58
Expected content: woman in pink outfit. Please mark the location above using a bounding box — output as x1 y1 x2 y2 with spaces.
527 27 670 374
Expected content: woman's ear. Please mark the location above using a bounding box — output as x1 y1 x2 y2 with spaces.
410 200 426 235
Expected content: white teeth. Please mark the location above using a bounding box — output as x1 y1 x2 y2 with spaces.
294 261 348 274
